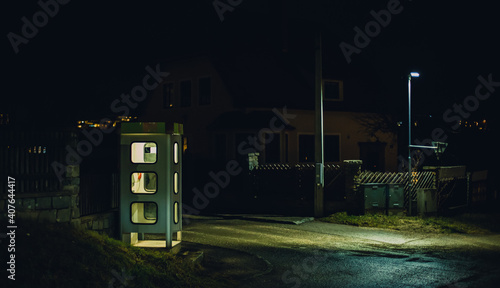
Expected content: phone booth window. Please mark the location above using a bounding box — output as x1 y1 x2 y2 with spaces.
173 202 179 224
131 202 157 224
173 172 179 194
131 142 157 163
173 142 179 164
131 172 157 194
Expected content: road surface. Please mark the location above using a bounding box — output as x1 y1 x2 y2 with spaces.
181 215 500 288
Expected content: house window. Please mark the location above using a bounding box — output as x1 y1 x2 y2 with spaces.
299 134 340 162
325 135 340 162
299 135 314 162
180 80 192 107
163 83 174 108
199 77 211 105
323 80 343 101
264 133 280 163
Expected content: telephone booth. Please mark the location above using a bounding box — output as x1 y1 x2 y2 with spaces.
120 122 182 248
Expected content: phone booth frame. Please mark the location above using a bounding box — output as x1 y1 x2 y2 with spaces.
119 122 182 248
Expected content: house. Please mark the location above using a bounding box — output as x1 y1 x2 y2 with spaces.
139 50 398 172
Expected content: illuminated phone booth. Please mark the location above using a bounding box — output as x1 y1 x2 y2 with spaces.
120 122 182 249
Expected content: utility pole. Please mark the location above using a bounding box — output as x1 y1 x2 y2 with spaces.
314 31 324 217
408 74 413 216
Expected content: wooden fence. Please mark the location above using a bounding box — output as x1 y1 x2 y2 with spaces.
250 163 343 200
1 126 119 216
0 127 78 195
79 173 120 216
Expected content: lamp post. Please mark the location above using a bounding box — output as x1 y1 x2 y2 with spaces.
407 73 447 215
314 31 324 217
408 72 419 216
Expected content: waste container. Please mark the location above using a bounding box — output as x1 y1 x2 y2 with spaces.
363 183 388 210
362 183 405 215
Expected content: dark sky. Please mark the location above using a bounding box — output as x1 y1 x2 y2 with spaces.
3 0 500 128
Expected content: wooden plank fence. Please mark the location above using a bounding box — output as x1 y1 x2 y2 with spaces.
0 126 78 195
79 173 120 216
251 163 343 199
1 126 119 216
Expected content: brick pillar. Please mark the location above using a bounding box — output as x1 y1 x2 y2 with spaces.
63 165 81 225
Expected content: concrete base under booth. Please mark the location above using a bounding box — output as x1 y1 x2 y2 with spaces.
134 240 181 250
122 231 182 250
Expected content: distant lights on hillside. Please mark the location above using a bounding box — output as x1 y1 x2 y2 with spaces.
76 116 137 129
460 120 487 131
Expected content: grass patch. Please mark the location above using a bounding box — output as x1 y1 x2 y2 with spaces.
319 212 500 234
1 219 233 288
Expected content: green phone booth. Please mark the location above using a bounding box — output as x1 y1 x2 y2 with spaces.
120 122 182 248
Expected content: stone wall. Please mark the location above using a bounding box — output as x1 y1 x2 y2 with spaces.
12 192 79 223
0 164 118 238
73 210 118 237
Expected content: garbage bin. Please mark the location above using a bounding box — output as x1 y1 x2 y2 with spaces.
362 183 405 215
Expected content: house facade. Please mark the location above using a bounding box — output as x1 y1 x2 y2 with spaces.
140 53 398 172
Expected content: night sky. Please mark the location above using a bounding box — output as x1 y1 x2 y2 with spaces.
3 0 500 133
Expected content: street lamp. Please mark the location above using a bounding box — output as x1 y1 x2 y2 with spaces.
407 72 419 216
407 72 447 216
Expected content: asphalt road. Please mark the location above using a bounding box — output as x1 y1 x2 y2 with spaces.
181 216 500 288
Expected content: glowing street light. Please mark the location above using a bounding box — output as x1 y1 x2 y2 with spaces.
407 72 419 216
